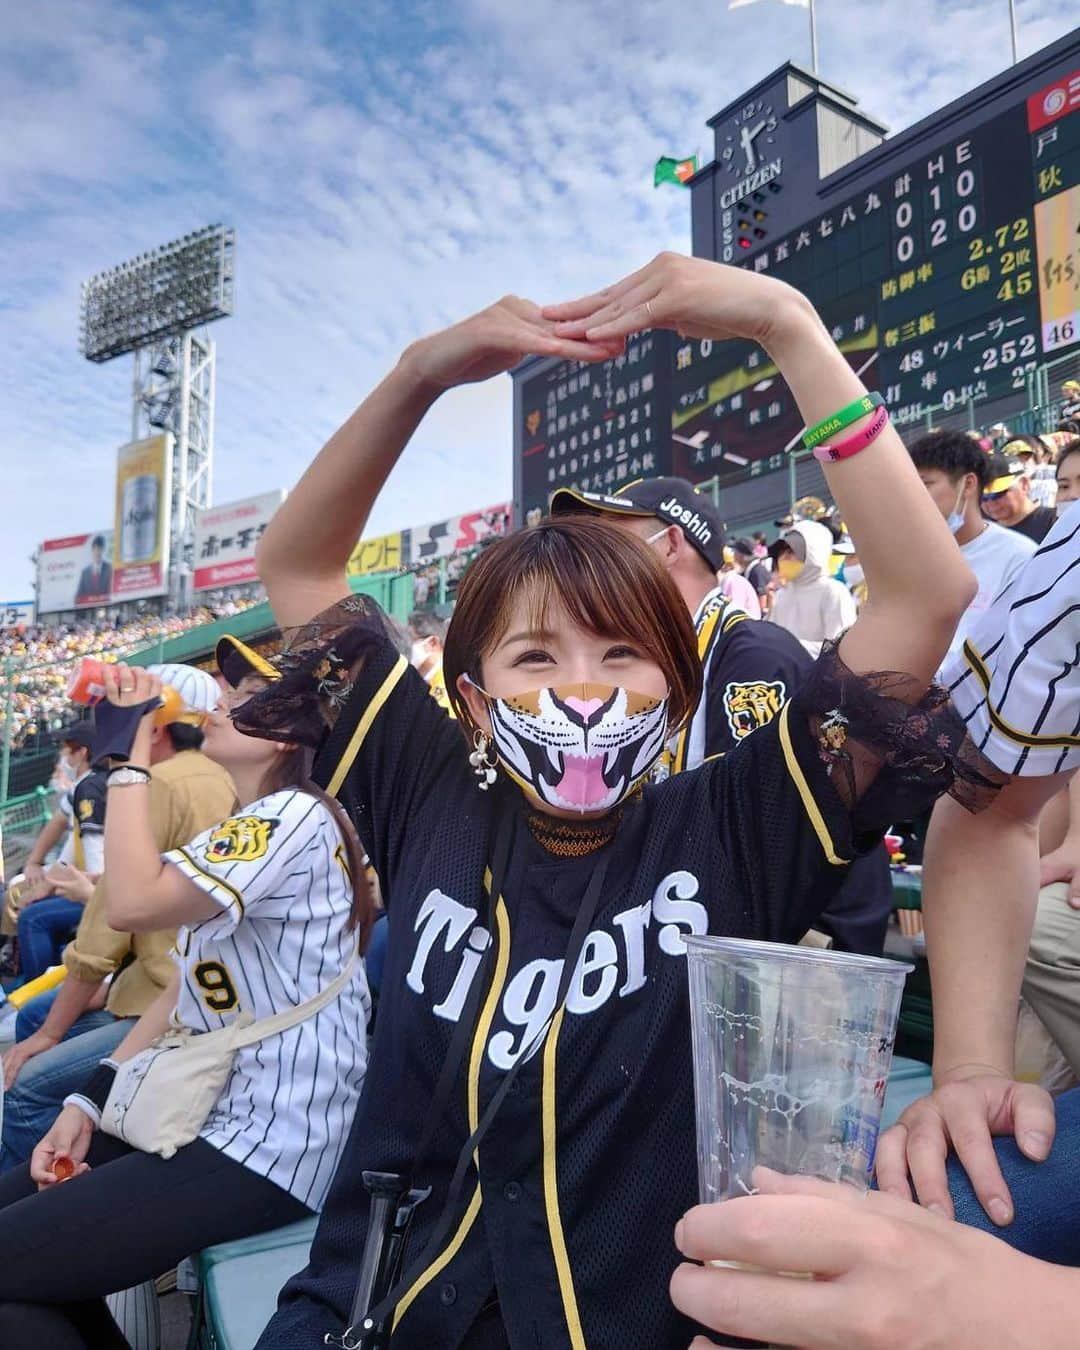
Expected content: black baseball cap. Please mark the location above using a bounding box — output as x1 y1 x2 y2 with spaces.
60 723 95 750
728 537 755 558
550 477 726 571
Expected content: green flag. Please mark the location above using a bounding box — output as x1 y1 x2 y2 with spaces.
653 155 698 188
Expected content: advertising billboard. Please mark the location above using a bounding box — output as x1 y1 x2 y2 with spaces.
0 601 35 629
346 531 404 577
344 502 512 577
193 490 284 591
112 433 172 602
36 531 115 614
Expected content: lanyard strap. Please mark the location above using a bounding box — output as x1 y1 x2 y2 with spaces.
348 837 613 1343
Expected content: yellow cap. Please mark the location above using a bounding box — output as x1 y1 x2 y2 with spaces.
215 635 281 688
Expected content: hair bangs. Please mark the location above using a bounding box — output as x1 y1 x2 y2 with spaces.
444 516 702 734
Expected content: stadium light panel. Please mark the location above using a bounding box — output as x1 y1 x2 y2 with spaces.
79 223 235 363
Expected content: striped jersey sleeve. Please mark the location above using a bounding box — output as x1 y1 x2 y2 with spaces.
166 790 330 929
941 501 1080 777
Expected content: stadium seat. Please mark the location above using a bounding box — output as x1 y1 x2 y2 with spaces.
190 1217 317 1350
881 1054 934 1130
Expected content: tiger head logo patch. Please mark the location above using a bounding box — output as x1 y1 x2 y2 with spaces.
77 798 95 821
723 680 787 742
205 816 278 864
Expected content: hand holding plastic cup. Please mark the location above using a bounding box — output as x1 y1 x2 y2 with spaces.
685 936 912 1243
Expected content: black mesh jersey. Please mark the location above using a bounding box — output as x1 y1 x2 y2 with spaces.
673 589 893 956
256 605 900 1350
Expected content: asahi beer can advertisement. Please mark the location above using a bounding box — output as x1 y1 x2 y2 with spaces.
112 433 172 600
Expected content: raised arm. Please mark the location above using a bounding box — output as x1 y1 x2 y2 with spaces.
256 301 622 630
100 666 222 930
545 254 975 690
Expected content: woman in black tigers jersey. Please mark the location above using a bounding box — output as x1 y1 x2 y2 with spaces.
246 254 997 1350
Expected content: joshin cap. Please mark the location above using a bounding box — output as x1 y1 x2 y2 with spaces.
550 477 725 571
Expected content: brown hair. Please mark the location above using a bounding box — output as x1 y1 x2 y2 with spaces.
443 516 702 734
259 744 376 951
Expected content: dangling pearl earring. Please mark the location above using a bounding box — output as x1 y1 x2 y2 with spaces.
469 729 498 790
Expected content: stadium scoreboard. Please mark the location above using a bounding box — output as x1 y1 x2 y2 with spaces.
514 31 1080 524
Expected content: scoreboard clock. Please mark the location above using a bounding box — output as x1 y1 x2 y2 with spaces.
513 33 1080 523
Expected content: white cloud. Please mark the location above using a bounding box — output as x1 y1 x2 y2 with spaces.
2 0 1077 598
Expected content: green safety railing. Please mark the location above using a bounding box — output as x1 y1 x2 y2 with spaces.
0 786 56 882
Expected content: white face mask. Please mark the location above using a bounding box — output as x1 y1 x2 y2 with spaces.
644 526 669 547
470 678 670 814
844 563 865 588
410 639 431 670
946 484 967 535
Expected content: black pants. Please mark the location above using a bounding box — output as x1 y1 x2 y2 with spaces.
0 1131 311 1349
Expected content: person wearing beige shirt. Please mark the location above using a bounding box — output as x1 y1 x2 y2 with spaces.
0 718 235 1172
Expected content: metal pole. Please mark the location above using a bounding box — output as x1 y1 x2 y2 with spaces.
1007 0 1018 63
131 349 142 442
1 659 13 804
809 0 819 74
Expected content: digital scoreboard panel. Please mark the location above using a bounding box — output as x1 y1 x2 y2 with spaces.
672 74 1079 477
514 50 1080 521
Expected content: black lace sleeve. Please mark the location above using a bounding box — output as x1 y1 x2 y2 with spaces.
797 641 1007 830
231 594 397 749
231 595 467 888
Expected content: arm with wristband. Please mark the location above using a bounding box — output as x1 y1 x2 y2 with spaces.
544 254 975 701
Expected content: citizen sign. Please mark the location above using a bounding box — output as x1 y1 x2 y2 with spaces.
719 157 783 209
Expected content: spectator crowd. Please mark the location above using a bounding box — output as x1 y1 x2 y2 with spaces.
0 591 262 751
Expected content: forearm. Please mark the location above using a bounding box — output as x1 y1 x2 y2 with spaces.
41 973 103 1042
924 793 1040 1081
103 717 171 912
257 358 441 626
27 813 66 867
764 299 974 684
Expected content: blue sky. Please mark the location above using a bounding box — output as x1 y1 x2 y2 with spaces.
3 0 1077 601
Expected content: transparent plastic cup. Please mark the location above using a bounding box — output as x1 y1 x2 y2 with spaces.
686 935 912 1278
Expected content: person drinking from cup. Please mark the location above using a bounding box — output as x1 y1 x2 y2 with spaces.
248 253 993 1349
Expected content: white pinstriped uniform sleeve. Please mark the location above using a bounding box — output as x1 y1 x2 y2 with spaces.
941 501 1080 777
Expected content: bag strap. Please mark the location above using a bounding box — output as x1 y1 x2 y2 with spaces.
355 845 613 1340
231 937 361 1048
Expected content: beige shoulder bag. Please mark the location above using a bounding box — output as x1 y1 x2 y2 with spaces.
101 942 359 1159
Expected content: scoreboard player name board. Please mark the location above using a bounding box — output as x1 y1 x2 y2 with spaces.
514 33 1080 524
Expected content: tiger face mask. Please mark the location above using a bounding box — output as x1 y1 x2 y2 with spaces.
468 679 670 815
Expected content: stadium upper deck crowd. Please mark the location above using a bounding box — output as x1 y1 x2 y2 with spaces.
1 591 261 751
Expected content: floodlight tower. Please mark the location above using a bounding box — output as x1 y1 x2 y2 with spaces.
79 225 235 609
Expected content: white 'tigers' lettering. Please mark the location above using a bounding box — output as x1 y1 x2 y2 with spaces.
407 871 709 1070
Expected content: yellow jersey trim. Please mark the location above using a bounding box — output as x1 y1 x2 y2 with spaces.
962 639 1080 749
326 654 409 797
174 847 246 916
391 1188 482 1330
777 703 848 866
672 602 728 773
391 876 511 1330
543 1006 586 1350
